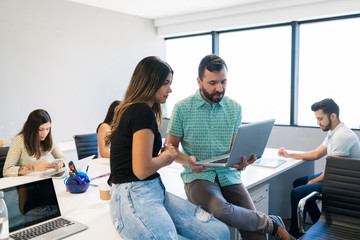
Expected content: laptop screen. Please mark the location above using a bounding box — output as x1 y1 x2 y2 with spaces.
2 178 61 232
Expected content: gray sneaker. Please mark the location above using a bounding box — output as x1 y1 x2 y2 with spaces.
269 215 297 240
270 215 286 228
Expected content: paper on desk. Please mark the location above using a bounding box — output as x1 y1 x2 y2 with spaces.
73 155 95 172
24 167 67 179
90 175 109 187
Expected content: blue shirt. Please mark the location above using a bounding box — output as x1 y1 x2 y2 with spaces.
168 89 242 186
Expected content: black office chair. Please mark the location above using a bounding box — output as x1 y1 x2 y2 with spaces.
73 133 98 160
0 147 9 178
298 156 360 240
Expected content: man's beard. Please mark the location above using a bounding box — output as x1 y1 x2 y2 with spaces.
201 87 225 103
321 116 332 131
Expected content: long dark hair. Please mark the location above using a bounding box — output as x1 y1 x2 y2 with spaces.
19 109 53 159
96 100 121 133
105 56 173 146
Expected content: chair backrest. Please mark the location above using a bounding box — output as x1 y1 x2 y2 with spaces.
321 156 360 229
73 133 98 160
0 147 10 178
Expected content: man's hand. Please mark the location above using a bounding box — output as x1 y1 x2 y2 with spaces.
230 154 257 171
278 147 290 158
187 156 208 173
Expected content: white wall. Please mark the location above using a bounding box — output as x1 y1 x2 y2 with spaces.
0 0 165 142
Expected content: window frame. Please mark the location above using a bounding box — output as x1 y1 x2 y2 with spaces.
165 13 360 129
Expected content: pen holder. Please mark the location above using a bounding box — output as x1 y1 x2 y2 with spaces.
65 172 90 193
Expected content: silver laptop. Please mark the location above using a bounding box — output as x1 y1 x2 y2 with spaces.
1 178 88 240
194 119 275 167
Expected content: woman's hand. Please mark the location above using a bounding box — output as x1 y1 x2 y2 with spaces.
18 160 59 175
52 159 65 171
34 161 57 172
160 144 178 167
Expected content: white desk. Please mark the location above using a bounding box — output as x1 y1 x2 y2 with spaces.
0 158 120 239
242 148 304 188
0 148 314 239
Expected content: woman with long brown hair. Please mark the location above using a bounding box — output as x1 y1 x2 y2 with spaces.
3 109 64 176
106 56 229 240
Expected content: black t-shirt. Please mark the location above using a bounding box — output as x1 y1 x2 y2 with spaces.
108 103 161 184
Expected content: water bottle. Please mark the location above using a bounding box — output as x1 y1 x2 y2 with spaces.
0 191 9 240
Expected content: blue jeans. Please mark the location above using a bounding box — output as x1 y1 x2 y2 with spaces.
289 173 322 238
110 177 230 240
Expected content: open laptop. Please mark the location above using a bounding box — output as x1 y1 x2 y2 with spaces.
194 119 275 167
1 178 88 240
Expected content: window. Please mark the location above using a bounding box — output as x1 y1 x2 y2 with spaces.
165 35 212 117
219 26 291 124
298 18 360 128
165 14 360 129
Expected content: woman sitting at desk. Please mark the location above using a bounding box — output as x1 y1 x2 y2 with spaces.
3 109 65 177
96 100 120 158
105 56 229 240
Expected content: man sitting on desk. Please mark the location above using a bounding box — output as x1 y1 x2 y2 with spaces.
278 98 360 238
167 54 295 240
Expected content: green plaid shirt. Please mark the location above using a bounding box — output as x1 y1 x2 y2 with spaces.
168 89 242 187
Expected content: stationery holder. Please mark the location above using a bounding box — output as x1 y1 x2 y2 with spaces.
65 172 90 193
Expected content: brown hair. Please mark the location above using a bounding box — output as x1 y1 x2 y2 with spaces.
19 109 53 159
105 56 173 146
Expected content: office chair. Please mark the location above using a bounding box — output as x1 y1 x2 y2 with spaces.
297 156 360 240
0 147 9 178
73 133 98 160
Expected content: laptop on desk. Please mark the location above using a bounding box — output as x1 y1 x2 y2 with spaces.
1 178 88 240
194 119 275 167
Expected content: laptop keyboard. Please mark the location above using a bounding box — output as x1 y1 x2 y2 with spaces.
10 217 74 240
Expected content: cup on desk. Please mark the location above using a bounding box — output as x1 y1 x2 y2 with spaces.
99 183 111 200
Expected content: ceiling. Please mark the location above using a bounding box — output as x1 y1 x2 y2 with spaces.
66 0 321 19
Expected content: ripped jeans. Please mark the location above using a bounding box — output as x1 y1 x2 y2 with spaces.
110 177 230 240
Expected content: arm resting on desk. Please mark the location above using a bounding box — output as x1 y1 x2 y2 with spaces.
297 191 321 233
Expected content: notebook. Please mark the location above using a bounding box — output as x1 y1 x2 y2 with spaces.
252 157 286 168
1 178 88 240
194 119 275 167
